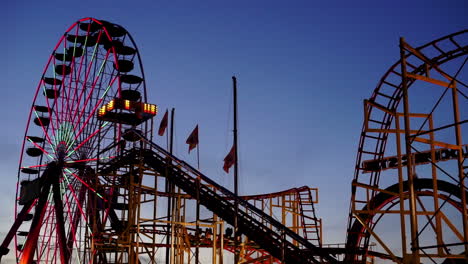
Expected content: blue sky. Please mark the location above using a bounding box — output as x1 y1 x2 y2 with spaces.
1 0 466 261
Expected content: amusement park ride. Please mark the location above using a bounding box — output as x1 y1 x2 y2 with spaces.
0 18 466 264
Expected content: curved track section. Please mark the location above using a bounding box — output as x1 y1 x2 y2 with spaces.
346 178 467 262
347 30 467 263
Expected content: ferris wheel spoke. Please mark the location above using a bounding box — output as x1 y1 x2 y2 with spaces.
38 80 60 144
51 58 65 128
74 45 110 132
58 81 73 133
64 180 87 243
70 44 88 126
63 180 80 226
50 225 60 263
64 169 106 202
26 136 55 161
76 122 109 159
69 37 93 127
60 39 79 128
50 180 70 263
58 50 67 127
69 121 109 158
63 26 80 125
71 30 104 126
63 193 84 263
32 108 57 156
36 202 53 260
83 124 114 159
33 182 71 263
65 155 116 165
37 205 55 262
80 104 102 157
63 175 94 237
21 163 49 170
66 75 118 155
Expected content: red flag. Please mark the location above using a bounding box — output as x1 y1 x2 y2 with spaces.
223 146 236 173
158 110 168 136
186 125 199 153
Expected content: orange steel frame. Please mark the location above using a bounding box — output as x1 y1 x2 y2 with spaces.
92 154 323 263
347 31 467 263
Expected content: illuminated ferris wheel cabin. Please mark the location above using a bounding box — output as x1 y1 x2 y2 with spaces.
97 97 157 126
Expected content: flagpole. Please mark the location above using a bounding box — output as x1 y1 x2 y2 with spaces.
195 132 200 263
197 135 200 170
169 108 176 264
170 108 174 154
166 123 169 150
165 108 175 264
185 124 201 262
232 76 240 264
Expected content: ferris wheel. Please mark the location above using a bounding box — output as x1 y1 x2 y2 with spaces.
0 17 156 263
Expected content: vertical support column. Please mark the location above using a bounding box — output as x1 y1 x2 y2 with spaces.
450 82 468 258
169 192 177 264
281 194 286 231
165 160 171 264
195 176 200 264
281 195 286 262
400 37 420 263
428 117 444 255
219 222 224 264
292 193 298 245
212 212 221 264
135 162 145 263
129 166 136 263
212 219 218 264
395 115 408 256
176 190 184 264
154 170 159 264
269 196 274 263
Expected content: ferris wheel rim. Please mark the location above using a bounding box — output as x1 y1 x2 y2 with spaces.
12 17 149 263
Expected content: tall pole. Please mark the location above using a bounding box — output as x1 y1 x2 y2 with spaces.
170 108 175 154
195 142 200 263
233 76 240 264
400 37 420 263
197 139 200 170
170 108 176 263
165 108 175 264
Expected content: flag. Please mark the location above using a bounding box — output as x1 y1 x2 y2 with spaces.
223 146 236 173
158 110 168 136
186 125 199 153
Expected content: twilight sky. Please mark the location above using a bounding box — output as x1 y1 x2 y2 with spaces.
1 0 466 262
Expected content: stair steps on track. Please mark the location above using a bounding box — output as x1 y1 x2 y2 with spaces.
93 132 339 264
128 143 337 264
298 190 322 247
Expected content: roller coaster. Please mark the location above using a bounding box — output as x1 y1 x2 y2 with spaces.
0 18 466 263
